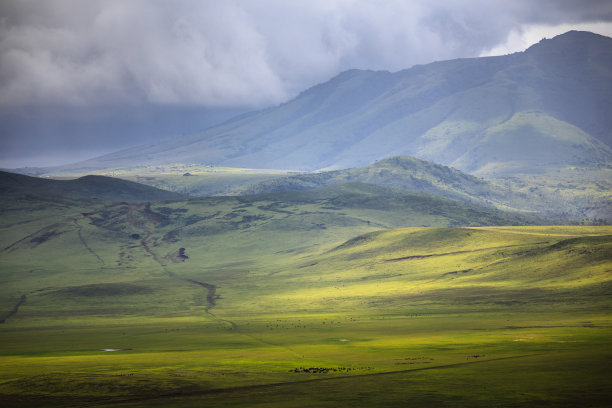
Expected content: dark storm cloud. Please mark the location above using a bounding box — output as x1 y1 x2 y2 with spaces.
0 0 611 167
2 0 611 109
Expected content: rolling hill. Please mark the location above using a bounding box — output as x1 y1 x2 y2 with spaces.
0 174 610 406
0 170 184 203
38 30 612 177
245 156 498 199
242 156 612 220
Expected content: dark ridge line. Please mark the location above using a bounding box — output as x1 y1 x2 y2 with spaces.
385 254 433 262
383 242 550 263
2 223 64 252
3 202 117 253
0 295 26 324
441 268 474 277
94 353 543 407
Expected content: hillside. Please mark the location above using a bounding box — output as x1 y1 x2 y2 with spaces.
37 30 612 177
0 171 184 203
241 156 610 220
0 179 610 405
246 156 495 198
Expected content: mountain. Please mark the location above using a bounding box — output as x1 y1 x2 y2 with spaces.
243 155 612 220
40 31 612 177
0 171 184 202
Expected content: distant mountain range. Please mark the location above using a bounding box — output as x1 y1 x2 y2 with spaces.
38 30 612 177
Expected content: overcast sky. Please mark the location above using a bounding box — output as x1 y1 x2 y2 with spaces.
1 0 612 168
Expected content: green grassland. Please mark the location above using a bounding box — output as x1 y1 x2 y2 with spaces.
0 185 610 407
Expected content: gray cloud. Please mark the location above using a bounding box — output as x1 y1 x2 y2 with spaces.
0 1 286 107
1 0 611 110
1 0 611 168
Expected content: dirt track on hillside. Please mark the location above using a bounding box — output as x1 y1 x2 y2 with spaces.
73 218 104 264
0 294 26 324
185 279 217 311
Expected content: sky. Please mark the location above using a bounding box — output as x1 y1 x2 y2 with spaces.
1 0 612 168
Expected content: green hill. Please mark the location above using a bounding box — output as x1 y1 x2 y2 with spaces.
38 31 612 177
243 156 611 220
0 178 609 406
0 182 547 261
246 156 495 199
0 170 184 203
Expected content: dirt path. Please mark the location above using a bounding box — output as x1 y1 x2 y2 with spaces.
184 280 302 357
136 230 220 314
185 279 217 311
140 230 165 265
73 218 104 264
131 223 298 357
0 295 26 324
138 236 298 356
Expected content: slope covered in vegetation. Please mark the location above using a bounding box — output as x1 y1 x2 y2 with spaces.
0 182 610 407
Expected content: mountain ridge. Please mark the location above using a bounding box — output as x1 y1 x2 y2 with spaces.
22 30 612 177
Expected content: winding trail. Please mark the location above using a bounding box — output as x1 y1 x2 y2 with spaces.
136 228 217 311
185 279 217 311
73 218 104 264
0 295 26 324
182 275 301 356
129 210 301 358
138 229 300 357
140 230 164 265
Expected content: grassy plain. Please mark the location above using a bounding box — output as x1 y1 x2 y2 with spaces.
0 186 610 407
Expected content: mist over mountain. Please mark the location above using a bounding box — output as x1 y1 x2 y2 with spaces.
40 31 612 176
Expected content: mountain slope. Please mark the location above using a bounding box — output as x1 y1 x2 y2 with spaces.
44 31 612 176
